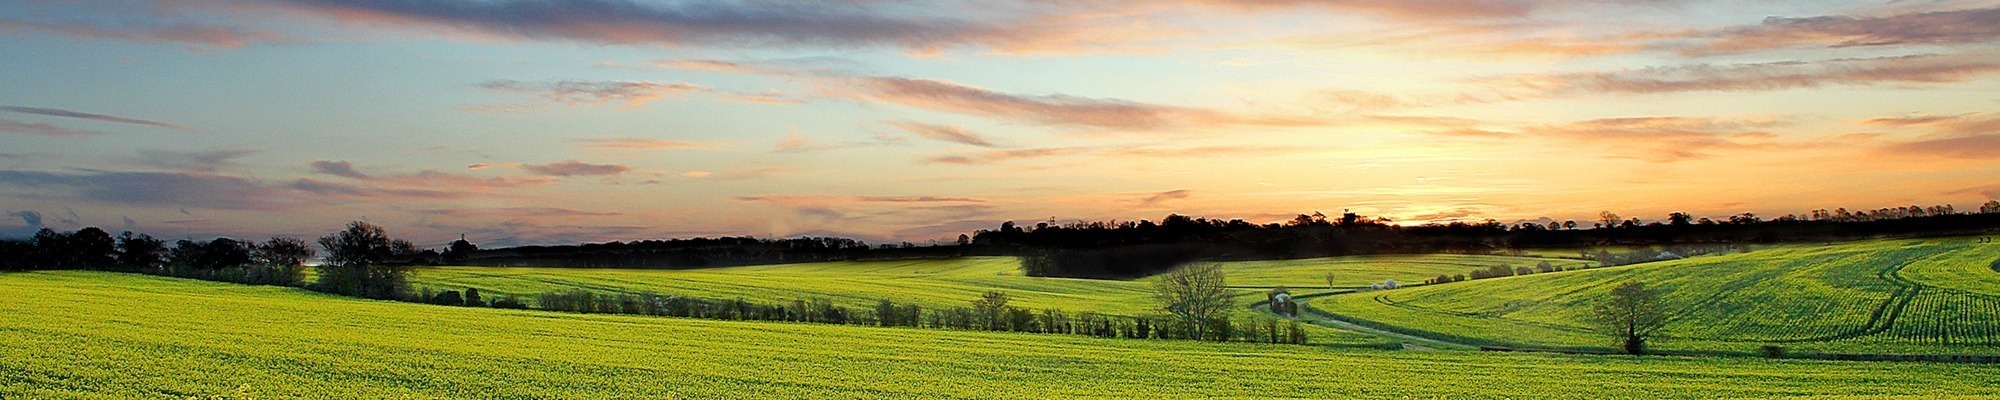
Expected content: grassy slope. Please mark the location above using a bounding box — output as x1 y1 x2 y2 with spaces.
5 271 1997 399
406 257 1163 315
401 254 1570 346
407 254 1565 313
1218 254 1593 288
406 257 1399 346
1313 237 2000 355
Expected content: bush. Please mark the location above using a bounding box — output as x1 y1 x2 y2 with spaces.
1761 345 1786 359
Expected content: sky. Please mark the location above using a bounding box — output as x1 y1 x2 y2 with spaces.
1 0 1998 247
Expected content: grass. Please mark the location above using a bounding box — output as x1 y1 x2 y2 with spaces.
406 257 1164 315
399 253 1583 347
1312 236 2000 355
6 271 1999 399
406 254 1579 314
1217 254 1593 288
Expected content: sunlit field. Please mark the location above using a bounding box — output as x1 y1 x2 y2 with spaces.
7 271 1999 399
1314 237 2000 355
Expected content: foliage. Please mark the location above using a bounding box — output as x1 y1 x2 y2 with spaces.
315 221 413 300
1155 263 1234 340
1590 282 1667 354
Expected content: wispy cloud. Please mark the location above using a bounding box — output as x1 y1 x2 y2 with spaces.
575 137 717 151
520 160 631 177
774 129 904 153
309 160 370 179
0 18 290 49
681 166 806 180
1490 53 2000 97
477 80 707 110
135 149 258 172
304 160 558 195
1140 189 1192 205
882 120 997 147
1526 116 1786 161
1683 7 2000 55
0 170 310 210
1866 113 2000 159
922 144 1302 165
249 0 1022 52
412 207 622 219
0 106 195 131
843 77 1325 130
0 118 95 137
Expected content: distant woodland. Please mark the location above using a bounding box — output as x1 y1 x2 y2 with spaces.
448 201 2000 278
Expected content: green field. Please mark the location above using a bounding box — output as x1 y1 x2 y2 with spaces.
1312 237 2000 355
7 271 1998 399
400 253 1579 347
1218 254 1593 288
406 257 1165 315
406 254 1557 314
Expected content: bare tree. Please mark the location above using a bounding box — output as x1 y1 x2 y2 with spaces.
1155 263 1233 340
1591 281 1668 355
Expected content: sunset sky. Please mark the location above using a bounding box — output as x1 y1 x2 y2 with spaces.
3 0 1998 247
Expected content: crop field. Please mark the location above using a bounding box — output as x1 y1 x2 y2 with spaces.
406 257 1166 315
7 271 1999 399
1311 237 2000 355
407 254 1575 315
1218 254 1592 288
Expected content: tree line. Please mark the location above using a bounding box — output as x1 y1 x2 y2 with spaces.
511 283 1306 344
0 221 433 302
988 203 2000 278
353 200 2000 279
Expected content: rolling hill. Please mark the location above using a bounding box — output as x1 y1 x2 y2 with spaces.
5 271 1996 399
1311 236 2000 355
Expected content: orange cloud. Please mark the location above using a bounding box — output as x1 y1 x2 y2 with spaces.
1490 53 2000 96
844 77 1327 130
1682 7 2000 55
882 120 997 147
1867 113 2000 160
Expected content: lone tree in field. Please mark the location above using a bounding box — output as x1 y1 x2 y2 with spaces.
1155 263 1233 340
1591 281 1668 355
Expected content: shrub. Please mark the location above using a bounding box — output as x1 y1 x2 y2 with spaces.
1761 345 1787 359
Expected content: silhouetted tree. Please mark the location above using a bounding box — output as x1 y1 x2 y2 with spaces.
1591 282 1668 355
1667 212 1693 226
170 238 252 270
441 235 478 262
114 231 166 272
253 237 314 286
